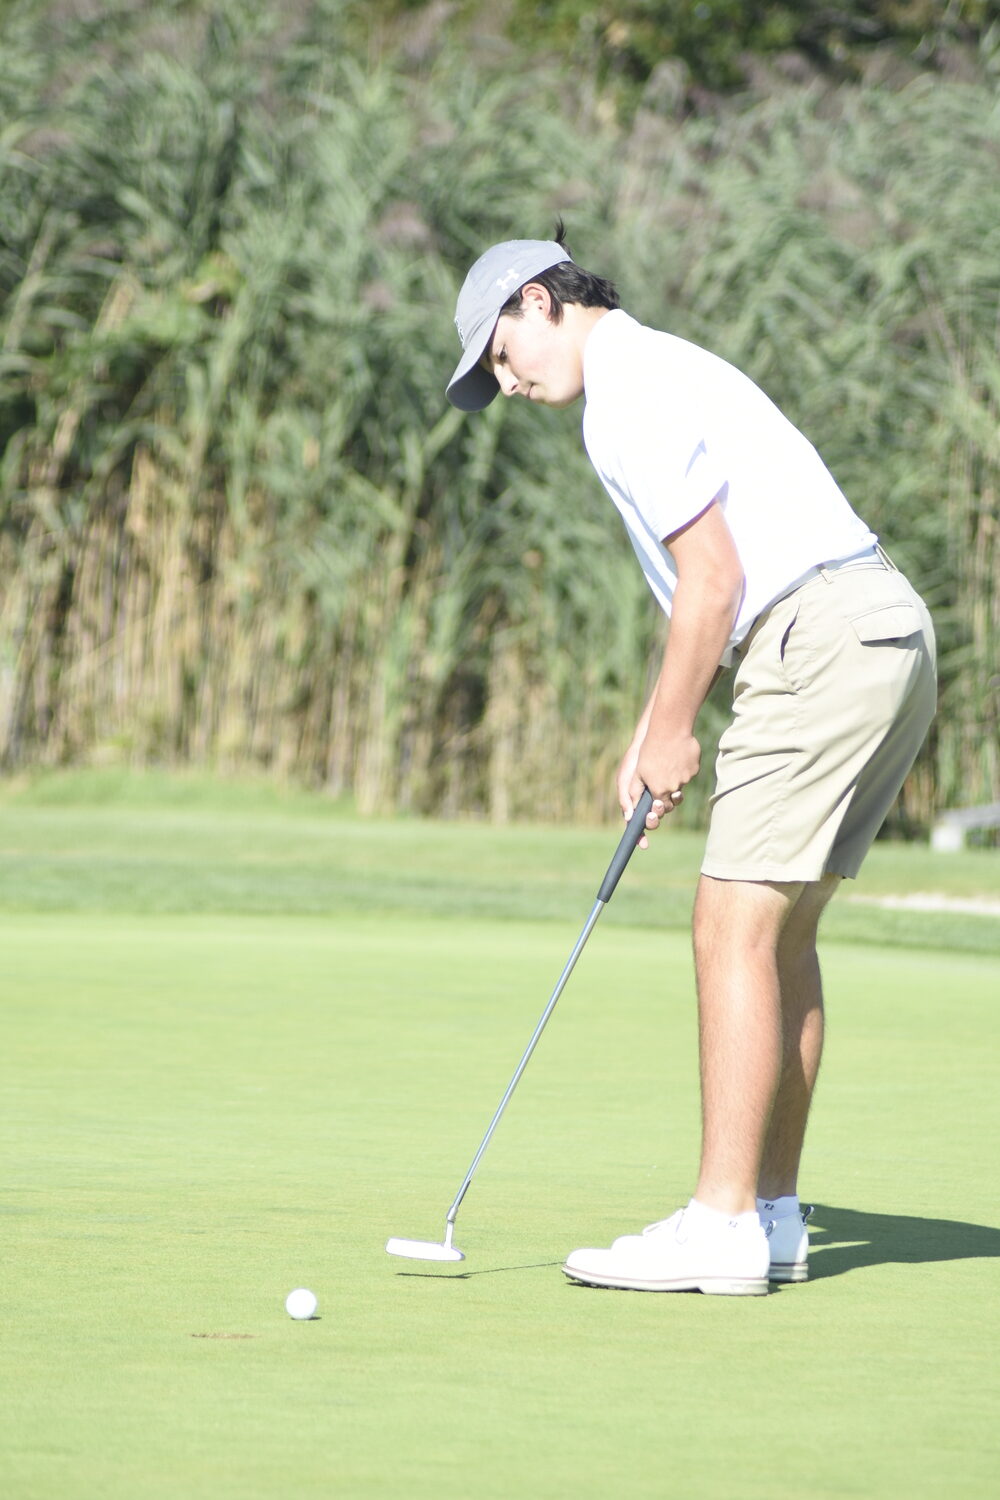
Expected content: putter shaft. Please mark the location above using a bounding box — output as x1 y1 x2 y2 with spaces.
443 788 654 1236
445 896 605 1229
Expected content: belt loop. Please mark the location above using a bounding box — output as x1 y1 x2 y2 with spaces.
818 563 833 583
874 542 897 571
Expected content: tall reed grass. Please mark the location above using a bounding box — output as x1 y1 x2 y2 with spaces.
1 1 996 827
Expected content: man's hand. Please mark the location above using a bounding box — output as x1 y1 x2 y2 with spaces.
616 739 643 820
632 731 701 832
616 739 653 848
616 730 701 843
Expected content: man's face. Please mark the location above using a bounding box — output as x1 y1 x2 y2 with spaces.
482 285 585 408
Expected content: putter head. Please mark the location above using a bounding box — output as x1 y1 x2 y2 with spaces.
385 1236 466 1263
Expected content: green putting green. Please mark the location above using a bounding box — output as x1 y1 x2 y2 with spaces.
1 775 998 1498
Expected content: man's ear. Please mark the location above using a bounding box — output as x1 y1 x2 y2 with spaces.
519 281 555 320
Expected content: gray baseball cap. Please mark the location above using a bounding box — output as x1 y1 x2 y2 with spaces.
446 239 571 411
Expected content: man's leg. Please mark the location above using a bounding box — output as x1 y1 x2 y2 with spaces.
757 873 840 1199
561 869 843 1291
691 874 807 1216
562 871 815 1293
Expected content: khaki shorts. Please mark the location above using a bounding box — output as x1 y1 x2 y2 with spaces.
702 553 937 883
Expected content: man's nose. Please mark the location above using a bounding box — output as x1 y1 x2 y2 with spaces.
497 367 519 397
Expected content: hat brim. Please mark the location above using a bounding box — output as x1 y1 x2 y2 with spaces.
446 318 500 411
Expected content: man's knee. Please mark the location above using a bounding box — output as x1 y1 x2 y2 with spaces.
694 875 806 964
780 874 842 951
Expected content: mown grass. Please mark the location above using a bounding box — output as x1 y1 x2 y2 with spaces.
1 769 998 952
2 828 998 1497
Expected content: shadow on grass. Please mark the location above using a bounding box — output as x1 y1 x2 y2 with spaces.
394 1260 563 1280
389 1207 1000 1284
809 1203 1000 1278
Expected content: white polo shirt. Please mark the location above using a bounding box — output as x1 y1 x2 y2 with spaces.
582 310 876 662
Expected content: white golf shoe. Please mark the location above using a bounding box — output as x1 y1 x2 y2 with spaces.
562 1206 770 1295
763 1205 813 1283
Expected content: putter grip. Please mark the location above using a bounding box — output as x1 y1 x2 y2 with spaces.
596 787 654 904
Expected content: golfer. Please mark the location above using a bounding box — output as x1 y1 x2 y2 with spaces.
445 231 937 1294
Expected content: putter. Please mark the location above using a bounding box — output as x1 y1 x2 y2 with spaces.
386 786 655 1263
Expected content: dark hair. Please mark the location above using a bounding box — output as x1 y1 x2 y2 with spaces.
499 220 620 324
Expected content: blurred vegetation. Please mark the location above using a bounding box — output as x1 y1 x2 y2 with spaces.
505 0 999 100
1 0 997 830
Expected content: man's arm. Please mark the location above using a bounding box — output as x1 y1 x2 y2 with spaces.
621 498 744 827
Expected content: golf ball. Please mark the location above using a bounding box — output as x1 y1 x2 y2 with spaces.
285 1287 318 1321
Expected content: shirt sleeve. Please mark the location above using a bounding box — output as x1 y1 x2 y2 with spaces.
611 385 729 542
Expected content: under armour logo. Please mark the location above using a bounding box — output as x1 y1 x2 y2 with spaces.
495 268 520 291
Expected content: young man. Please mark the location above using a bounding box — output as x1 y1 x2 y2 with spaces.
446 234 936 1295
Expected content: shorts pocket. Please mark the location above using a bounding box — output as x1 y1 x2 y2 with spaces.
850 603 923 643
779 604 799 662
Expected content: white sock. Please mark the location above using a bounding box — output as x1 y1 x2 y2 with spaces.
686 1198 760 1231
756 1194 799 1222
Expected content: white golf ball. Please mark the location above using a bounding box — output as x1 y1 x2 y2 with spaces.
285 1287 318 1321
